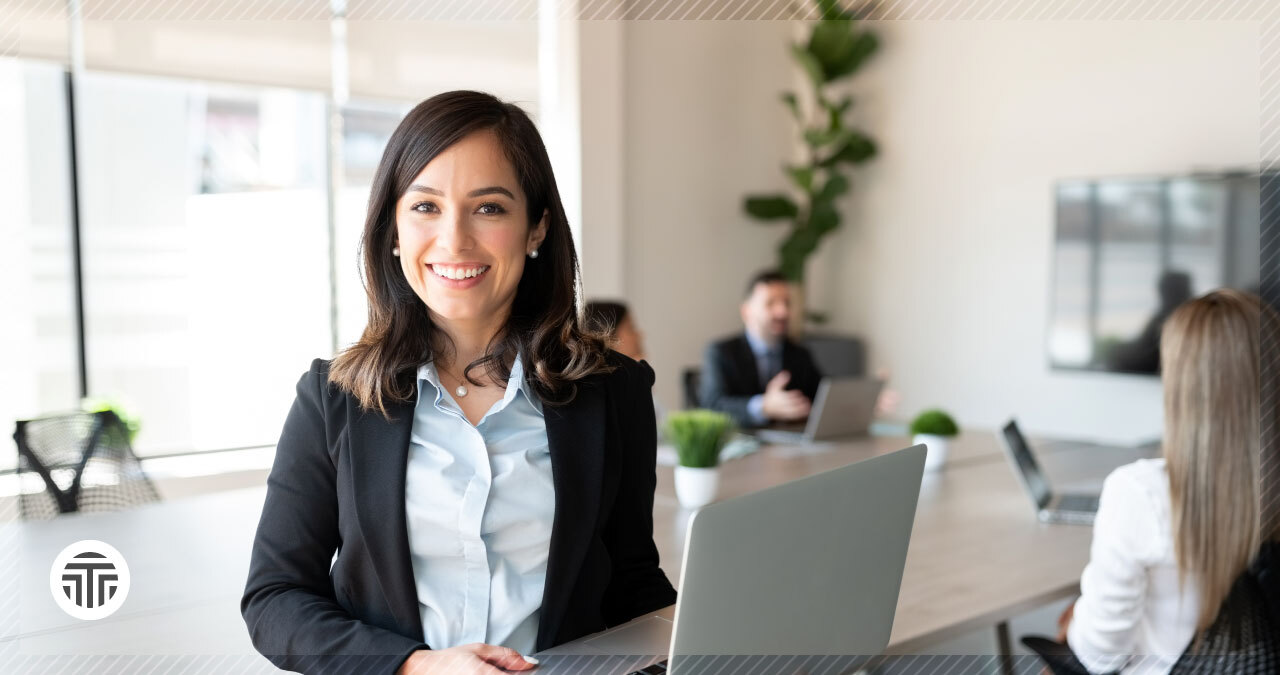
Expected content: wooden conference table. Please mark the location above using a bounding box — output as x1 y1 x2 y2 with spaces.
0 431 1154 671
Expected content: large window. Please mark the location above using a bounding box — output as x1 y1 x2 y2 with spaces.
77 72 332 456
0 59 80 472
3 16 544 471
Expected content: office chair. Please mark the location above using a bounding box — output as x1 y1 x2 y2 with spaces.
1021 541 1278 675
802 333 866 378
681 367 701 409
13 410 161 520
1168 540 1278 674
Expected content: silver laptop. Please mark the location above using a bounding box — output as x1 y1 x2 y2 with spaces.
535 444 928 675
998 420 1100 525
755 376 884 445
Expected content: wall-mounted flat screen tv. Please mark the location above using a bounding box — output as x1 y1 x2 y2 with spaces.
1048 171 1262 375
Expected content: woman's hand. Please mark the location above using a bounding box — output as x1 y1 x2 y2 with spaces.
397 644 539 674
1056 599 1076 642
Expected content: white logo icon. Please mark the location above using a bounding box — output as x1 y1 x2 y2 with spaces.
50 540 130 620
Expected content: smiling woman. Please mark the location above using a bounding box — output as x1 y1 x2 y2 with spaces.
241 91 677 675
331 91 606 417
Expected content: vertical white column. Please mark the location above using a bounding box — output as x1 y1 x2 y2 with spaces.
537 0 584 283
578 15 627 299
326 0 348 355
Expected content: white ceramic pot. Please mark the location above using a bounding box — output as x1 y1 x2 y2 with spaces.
674 466 720 509
913 434 951 471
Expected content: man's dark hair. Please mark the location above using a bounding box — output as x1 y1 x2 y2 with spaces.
744 269 788 299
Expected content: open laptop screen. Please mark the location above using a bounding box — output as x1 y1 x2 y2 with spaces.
1001 421 1053 509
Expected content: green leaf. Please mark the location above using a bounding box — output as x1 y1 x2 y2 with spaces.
825 31 879 81
814 0 844 20
744 195 799 221
779 228 820 281
780 91 800 121
790 43 826 88
803 127 844 148
808 199 840 234
819 131 877 167
808 19 857 80
817 173 850 202
824 95 854 115
785 165 814 192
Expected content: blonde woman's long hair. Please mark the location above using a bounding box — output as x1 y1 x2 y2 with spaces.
1161 288 1278 632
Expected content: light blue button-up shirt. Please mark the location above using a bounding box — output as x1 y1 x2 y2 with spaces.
744 330 782 425
404 355 555 655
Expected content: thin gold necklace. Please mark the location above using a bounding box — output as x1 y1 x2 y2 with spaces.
437 364 473 398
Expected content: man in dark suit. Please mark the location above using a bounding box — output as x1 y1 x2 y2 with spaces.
700 270 823 428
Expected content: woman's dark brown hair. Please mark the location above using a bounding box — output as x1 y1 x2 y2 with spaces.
329 90 613 418
584 301 630 339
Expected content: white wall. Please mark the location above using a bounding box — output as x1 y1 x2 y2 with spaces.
821 21 1260 443
621 21 797 411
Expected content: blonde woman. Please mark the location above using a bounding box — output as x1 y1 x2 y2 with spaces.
1063 288 1279 674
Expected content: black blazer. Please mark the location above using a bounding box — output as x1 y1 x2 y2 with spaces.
699 333 823 427
241 352 677 674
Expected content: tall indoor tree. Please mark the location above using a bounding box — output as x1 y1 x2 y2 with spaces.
743 0 878 324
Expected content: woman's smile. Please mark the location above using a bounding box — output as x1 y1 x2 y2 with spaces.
429 263 491 289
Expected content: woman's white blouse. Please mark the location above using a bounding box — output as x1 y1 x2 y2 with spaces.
404 356 555 655
1067 458 1199 675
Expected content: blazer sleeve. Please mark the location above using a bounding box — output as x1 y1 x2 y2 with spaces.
699 342 757 427
794 345 823 403
600 359 678 625
241 361 427 674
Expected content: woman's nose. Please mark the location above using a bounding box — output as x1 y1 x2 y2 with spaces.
436 212 473 254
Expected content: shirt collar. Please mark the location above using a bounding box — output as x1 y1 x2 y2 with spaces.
416 352 544 419
744 329 781 357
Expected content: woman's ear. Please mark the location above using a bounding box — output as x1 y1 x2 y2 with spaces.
529 209 549 252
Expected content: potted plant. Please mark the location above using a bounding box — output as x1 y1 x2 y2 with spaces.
81 396 142 447
909 409 959 471
743 0 879 328
663 410 735 509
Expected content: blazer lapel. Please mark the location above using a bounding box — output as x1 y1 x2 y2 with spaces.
535 378 606 650
732 334 762 392
348 395 425 642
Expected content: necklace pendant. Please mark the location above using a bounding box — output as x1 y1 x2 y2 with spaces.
455 385 468 398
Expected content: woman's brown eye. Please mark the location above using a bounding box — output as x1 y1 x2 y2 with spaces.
413 202 437 213
478 203 506 215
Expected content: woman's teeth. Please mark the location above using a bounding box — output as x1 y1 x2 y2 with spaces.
431 264 489 280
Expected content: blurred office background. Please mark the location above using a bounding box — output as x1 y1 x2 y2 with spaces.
2 8 1258 473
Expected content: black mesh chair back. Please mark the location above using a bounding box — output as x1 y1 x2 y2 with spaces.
1022 541 1279 675
1169 541 1280 674
12 410 161 520
681 367 701 410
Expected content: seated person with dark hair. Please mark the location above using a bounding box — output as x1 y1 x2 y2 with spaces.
699 270 822 428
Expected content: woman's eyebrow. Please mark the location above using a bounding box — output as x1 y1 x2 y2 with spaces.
406 184 515 199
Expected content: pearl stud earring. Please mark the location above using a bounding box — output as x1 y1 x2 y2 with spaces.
529 249 539 259
392 246 400 257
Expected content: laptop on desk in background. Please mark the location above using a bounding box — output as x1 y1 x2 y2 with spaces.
998 419 1101 526
754 376 884 445
533 444 928 675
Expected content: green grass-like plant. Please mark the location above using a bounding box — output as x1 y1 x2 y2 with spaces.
909 409 959 437
664 410 735 469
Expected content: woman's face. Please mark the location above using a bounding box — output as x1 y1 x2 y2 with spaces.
613 314 646 361
394 130 547 327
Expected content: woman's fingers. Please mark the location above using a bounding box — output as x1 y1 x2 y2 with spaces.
464 643 539 671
